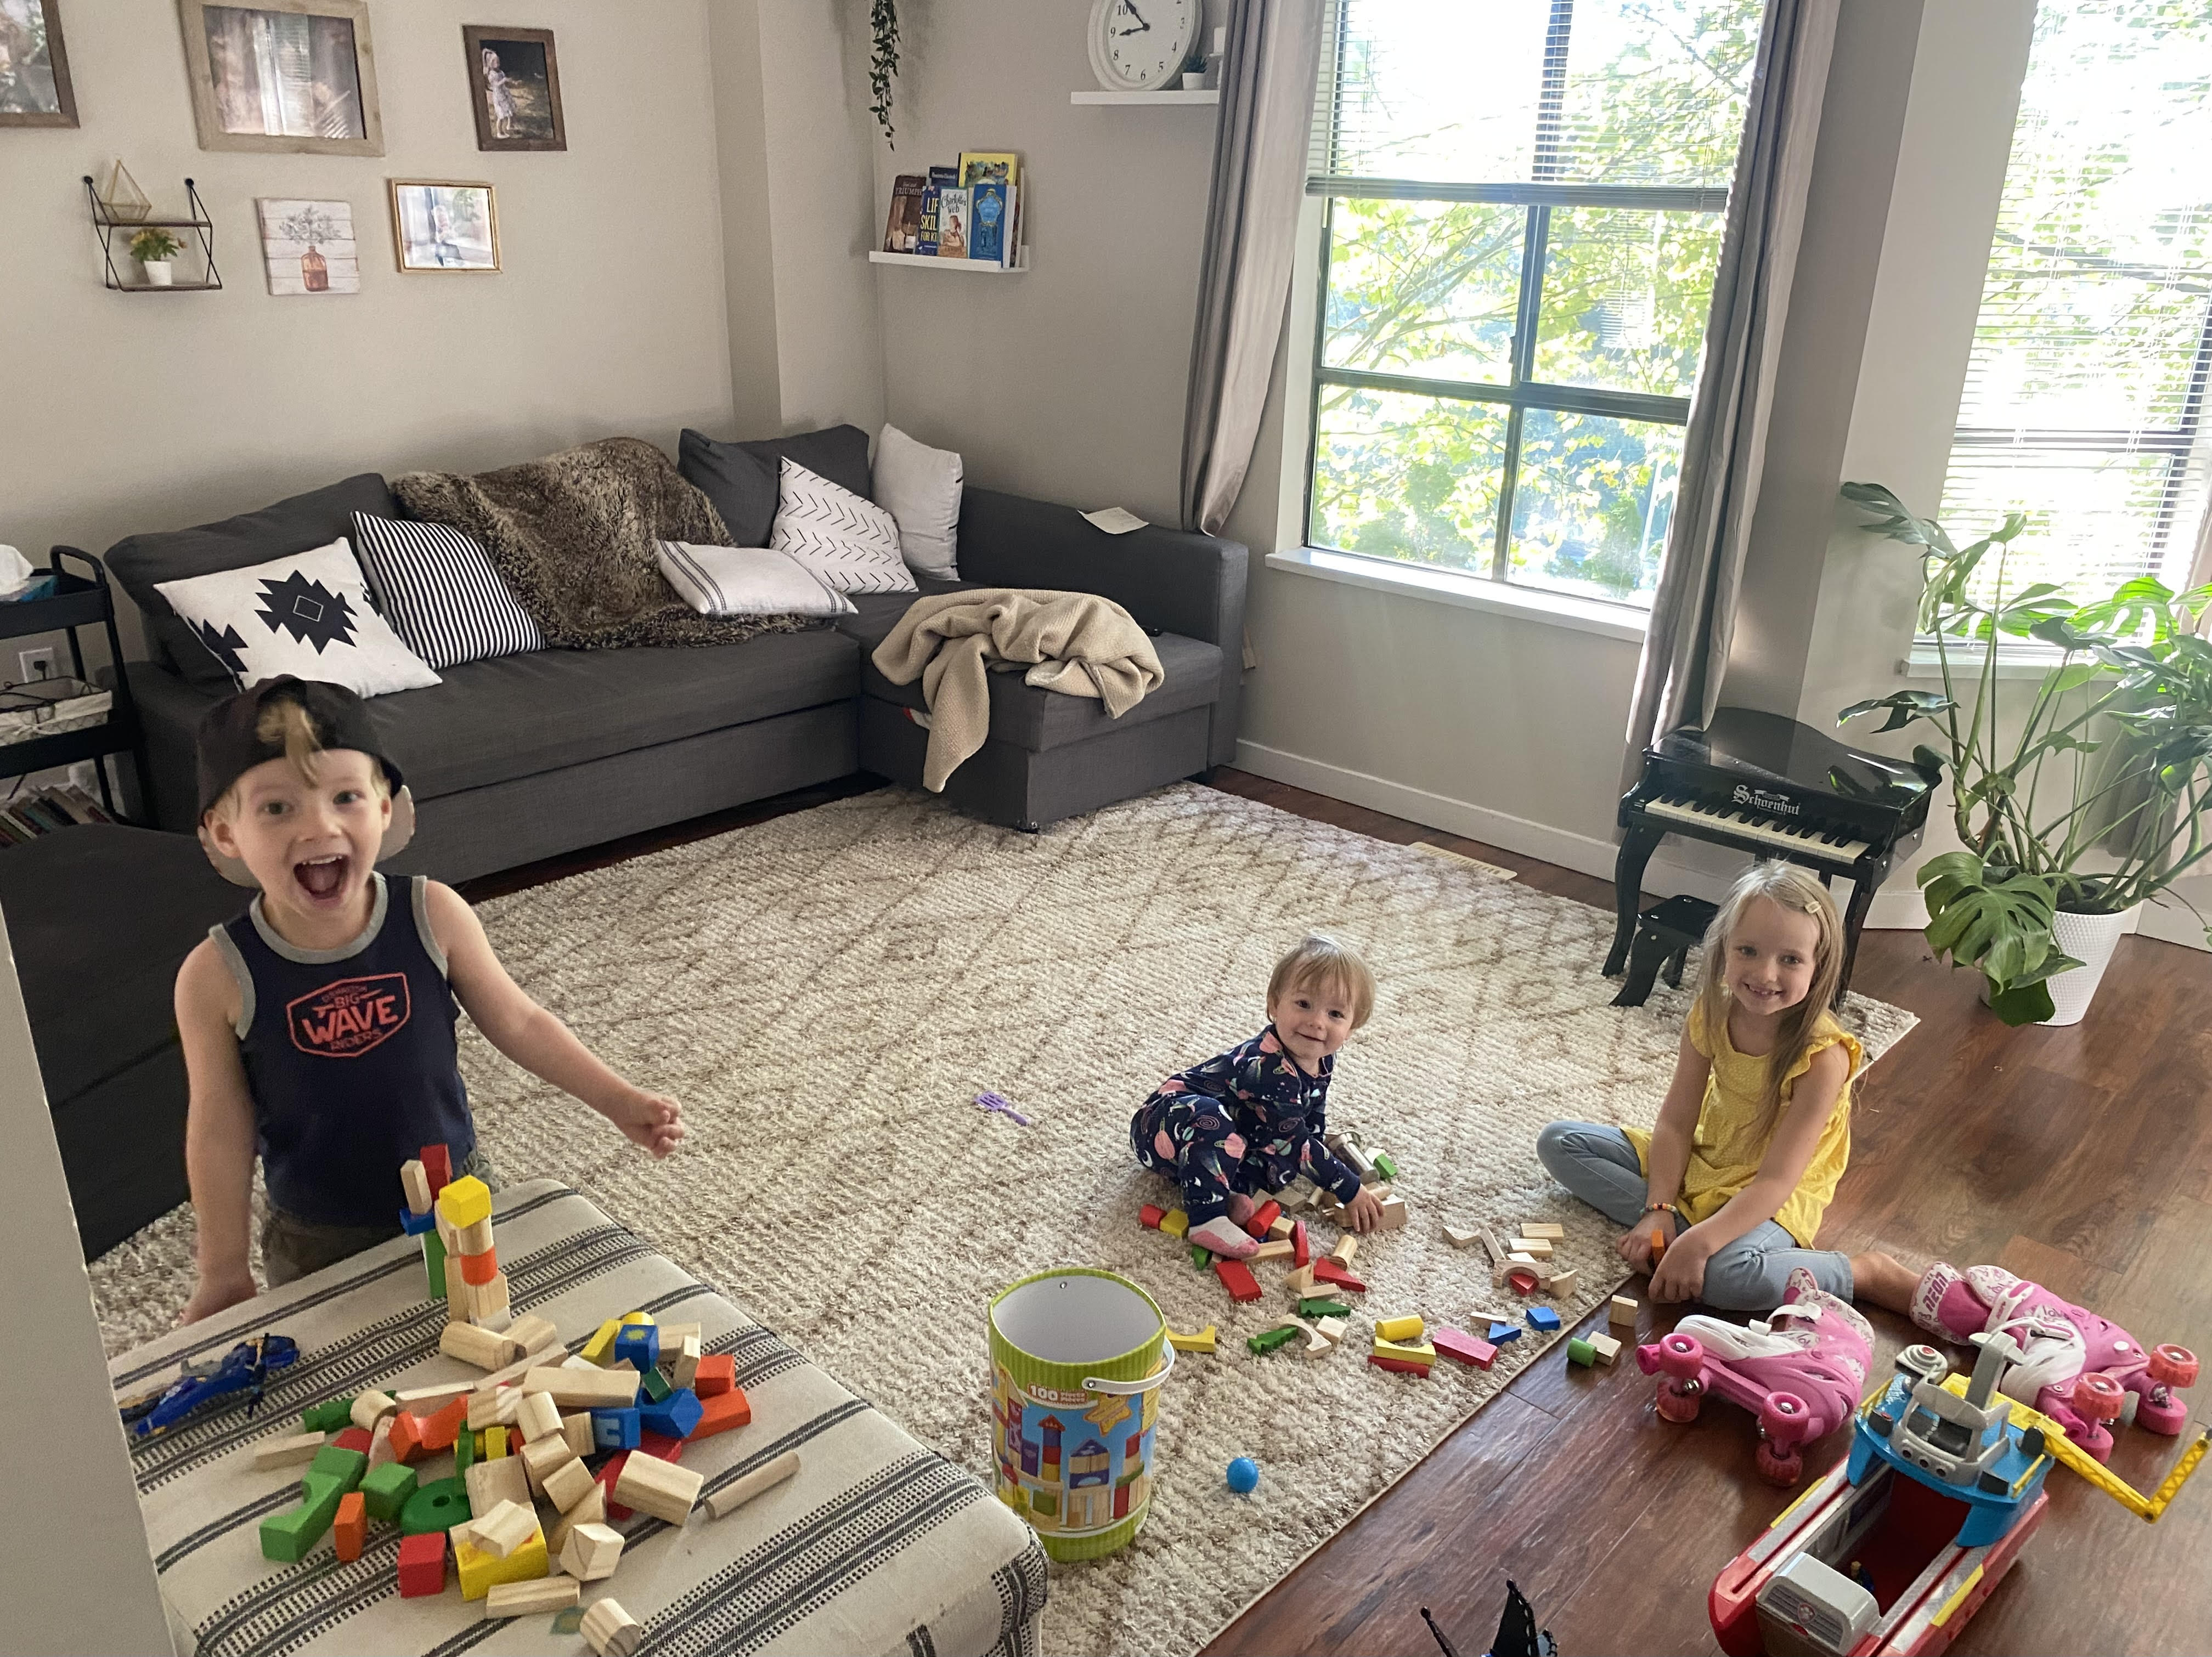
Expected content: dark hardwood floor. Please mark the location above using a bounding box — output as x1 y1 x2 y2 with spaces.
466 767 2212 1656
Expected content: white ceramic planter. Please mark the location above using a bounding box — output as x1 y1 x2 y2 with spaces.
141 260 174 287
2040 904 2138 1026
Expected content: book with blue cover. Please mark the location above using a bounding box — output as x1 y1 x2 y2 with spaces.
916 165 958 257
969 180 1009 265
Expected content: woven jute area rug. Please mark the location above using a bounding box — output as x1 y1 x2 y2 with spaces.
91 783 1915 1655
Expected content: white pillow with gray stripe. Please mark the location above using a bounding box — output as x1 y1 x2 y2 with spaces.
655 540 856 618
768 458 917 595
348 511 544 669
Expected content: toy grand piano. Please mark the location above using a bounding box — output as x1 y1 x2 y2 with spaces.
1711 1331 2205 1656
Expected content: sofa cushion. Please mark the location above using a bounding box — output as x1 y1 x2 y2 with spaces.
679 425 873 547
107 474 402 687
336 630 860 799
835 589 1224 756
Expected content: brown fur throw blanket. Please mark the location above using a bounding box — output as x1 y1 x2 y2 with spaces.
392 437 814 649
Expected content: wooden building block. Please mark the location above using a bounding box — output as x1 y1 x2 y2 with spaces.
420 1142 453 1195
1522 1221 1566 1240
454 1526 549 1601
442 1320 518 1372
1313 1258 1366 1293
515 1389 563 1445
483 1425 509 1460
524 1365 641 1411
1539 1267 1578 1297
471 1341 566 1395
330 1427 372 1453
1314 1316 1349 1343
1373 1195 1409 1230
580 1319 623 1366
1375 1314 1425 1343
411 1396 466 1459
1507 1237 1554 1259
562 1412 596 1458
400 1160 433 1214
366 1413 397 1470
250 1430 329 1470
436 1174 492 1229
703 1447 802 1520
394 1378 476 1407
1301 1326 1335 1358
1430 1327 1498 1368
1610 1294 1639 1328
1159 1207 1190 1239
454 1220 496 1260
548 1484 606 1556
465 1454 531 1519
485 1576 578 1618
1371 1337 1437 1366
349 1390 399 1433
1248 1238 1294 1262
1166 1325 1217 1354
1212 1258 1263 1303
1368 1355 1430 1376
521 1432 580 1493
1138 1202 1166 1229
504 1314 561 1356
693 1354 736 1397
1267 1214 1295 1241
473 1497 539 1559
543 1454 597 1514
1291 1219 1311 1266
581 1598 645 1657
1245 1200 1283 1238
657 1321 701 1350
1283 1263 1316 1299
558 1519 627 1580
1246 1325 1301 1355
359 1460 418 1523
1588 1332 1623 1365
672 1333 702 1391
613 1452 703 1525
333 1491 367 1562
397 1531 447 1598
690 1388 752 1441
1444 1223 1481 1249
1331 1233 1359 1266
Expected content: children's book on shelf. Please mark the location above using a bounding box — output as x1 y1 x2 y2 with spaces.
958 151 1019 189
883 173 926 253
936 186 972 259
970 180 1012 267
916 164 957 257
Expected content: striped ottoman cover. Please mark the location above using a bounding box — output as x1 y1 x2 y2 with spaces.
110 1180 1048 1656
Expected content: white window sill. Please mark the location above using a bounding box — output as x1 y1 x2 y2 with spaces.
1265 547 1650 643
1900 642 2070 681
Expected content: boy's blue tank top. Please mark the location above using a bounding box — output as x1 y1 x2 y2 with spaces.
211 873 475 1228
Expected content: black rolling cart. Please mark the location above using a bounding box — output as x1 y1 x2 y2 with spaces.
0 547 144 822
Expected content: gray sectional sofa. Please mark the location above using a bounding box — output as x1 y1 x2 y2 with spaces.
104 436 1248 884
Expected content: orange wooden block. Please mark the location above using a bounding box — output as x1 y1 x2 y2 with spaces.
390 1410 427 1464
692 1355 735 1398
334 1491 367 1562
459 1246 500 1286
688 1387 751 1440
419 1395 467 1455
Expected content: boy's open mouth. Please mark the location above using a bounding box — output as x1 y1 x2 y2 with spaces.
295 853 350 901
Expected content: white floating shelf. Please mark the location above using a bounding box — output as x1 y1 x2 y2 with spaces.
868 249 1029 274
1071 88 1220 105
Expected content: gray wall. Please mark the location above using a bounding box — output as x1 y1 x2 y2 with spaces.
0 0 735 658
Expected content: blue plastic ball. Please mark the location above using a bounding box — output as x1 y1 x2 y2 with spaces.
1226 1456 1260 1494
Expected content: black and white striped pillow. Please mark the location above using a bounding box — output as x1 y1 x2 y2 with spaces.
768 459 917 595
349 512 544 669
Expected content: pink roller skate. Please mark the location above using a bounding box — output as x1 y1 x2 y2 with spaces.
1635 1268 1874 1485
1910 1263 2198 1460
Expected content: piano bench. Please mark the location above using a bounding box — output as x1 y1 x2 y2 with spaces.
1611 894 1719 1009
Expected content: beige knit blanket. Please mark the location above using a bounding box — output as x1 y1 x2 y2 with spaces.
871 588 1163 789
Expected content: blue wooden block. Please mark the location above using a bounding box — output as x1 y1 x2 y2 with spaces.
1488 1321 1522 1344
613 1326 661 1376
638 1387 703 1440
590 1407 641 1451
1526 1307 1562 1332
398 1206 436 1236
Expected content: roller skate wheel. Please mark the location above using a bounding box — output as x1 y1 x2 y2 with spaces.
1656 1381 1702 1424
1657 1332 1706 1383
1759 1391 1813 1445
2148 1344 2199 1389
1754 1437 1804 1487
2073 1371 2126 1422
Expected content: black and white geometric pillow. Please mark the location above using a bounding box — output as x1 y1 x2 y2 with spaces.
349 512 544 669
154 539 442 698
768 459 917 595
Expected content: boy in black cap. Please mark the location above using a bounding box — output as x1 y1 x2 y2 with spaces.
175 676 684 1321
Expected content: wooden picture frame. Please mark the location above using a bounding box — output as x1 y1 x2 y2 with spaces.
0 0 80 127
176 0 383 156
388 179 500 274
461 24 564 152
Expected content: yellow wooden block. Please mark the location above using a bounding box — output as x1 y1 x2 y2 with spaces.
1166 1325 1217 1354
1160 1208 1189 1239
455 1524 548 1601
1372 1337 1437 1366
580 1319 622 1366
436 1174 492 1230
1375 1314 1425 1343
618 1310 656 1327
483 1425 509 1460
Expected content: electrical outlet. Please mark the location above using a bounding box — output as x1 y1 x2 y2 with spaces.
18 647 56 681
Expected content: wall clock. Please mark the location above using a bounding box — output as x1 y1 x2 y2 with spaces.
1087 0 1201 94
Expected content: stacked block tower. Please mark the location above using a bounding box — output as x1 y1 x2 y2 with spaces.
398 1145 510 1327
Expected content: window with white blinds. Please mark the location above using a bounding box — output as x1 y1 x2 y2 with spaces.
1302 0 1763 605
1940 2 2212 607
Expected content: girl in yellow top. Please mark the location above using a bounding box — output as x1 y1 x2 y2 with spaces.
1537 862 1917 1313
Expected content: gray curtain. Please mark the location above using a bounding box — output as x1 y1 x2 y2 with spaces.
1621 0 1840 784
1180 0 1325 537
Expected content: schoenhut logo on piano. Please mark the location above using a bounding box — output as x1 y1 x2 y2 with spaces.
1733 784 1799 817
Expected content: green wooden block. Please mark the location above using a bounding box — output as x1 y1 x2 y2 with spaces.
260 1471 347 1563
308 1444 368 1492
1566 1337 1596 1367
453 1423 475 1474
422 1228 448 1301
399 1475 471 1536
1297 1297 1352 1320
640 1365 673 1404
300 1397 356 1434
1373 1152 1399 1181
551 1608 585 1636
360 1461 418 1523
1190 1243 1212 1270
1246 1326 1300 1355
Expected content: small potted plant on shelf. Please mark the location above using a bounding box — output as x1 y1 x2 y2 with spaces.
129 226 182 286
1837 482 2212 1026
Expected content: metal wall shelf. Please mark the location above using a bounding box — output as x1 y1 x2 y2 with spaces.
84 176 223 292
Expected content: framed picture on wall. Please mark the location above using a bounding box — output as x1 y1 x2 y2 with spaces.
462 24 563 152
256 198 359 295
176 0 384 156
0 0 79 127
388 179 499 273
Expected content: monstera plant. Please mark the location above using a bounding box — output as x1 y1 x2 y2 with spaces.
1838 482 2212 1025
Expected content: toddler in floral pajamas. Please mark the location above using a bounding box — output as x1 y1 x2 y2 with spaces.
1130 934 1383 1258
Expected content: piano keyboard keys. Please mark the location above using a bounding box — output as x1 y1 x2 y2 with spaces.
1641 795 1870 864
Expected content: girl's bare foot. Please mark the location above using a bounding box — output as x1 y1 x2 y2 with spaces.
1850 1249 1920 1315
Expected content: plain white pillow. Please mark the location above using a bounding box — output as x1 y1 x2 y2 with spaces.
873 423 962 579
656 541 856 617
769 459 917 595
155 538 442 698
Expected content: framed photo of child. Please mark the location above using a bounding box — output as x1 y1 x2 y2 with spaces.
0 0 78 127
461 24 563 152
388 179 500 274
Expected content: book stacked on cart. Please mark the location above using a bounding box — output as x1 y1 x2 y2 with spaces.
883 150 1023 269
0 782 115 845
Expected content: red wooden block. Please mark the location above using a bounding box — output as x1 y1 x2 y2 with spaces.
688 1387 752 1440
1291 1219 1310 1268
332 1490 367 1562
1244 1200 1282 1240
1213 1258 1262 1303
1139 1203 1166 1229
458 1246 499 1286
600 1432 686 1520
1508 1268 1541 1295
420 1143 452 1198
1313 1258 1367 1293
332 1427 373 1453
1368 1355 1432 1376
397 1530 447 1597
1431 1327 1498 1369
693 1354 736 1398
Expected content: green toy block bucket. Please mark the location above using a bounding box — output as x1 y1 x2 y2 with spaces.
987 1268 1174 1562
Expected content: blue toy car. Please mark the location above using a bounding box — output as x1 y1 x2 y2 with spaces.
119 1333 299 1439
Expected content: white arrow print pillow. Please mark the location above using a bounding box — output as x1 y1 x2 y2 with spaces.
767 458 918 595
